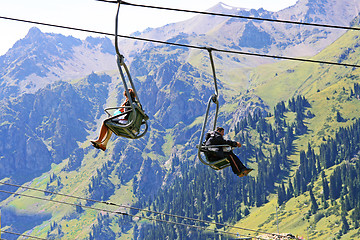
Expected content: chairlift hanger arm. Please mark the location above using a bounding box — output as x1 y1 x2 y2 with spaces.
197 95 220 165
197 48 221 143
112 0 142 110
99 0 149 140
206 48 219 98
197 48 224 168
115 0 122 57
98 0 137 114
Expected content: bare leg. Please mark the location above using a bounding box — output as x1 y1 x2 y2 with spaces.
91 121 109 151
101 130 112 147
94 121 108 143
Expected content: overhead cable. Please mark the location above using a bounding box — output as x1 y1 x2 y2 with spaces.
0 189 259 240
1 230 47 240
97 0 360 31
0 15 359 68
0 181 286 239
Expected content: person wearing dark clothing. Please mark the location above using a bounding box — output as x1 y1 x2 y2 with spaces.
204 127 252 177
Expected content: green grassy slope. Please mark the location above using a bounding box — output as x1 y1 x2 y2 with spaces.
225 30 360 239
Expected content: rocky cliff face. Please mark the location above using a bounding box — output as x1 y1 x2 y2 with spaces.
0 73 110 182
131 50 217 129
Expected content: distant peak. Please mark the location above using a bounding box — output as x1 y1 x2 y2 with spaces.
27 27 43 37
22 27 46 42
219 2 234 10
208 2 243 13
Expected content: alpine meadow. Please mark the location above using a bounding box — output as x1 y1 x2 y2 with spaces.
2 0 360 239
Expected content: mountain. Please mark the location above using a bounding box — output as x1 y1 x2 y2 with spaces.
1 0 360 239
0 27 116 99
121 0 360 64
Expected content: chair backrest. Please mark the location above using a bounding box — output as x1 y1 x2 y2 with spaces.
105 104 149 139
126 105 148 134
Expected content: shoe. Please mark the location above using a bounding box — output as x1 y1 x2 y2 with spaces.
237 168 253 178
98 144 106 151
243 168 254 176
91 141 106 151
237 172 245 178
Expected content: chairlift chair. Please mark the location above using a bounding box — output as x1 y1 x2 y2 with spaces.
104 102 149 139
196 48 232 170
103 0 149 139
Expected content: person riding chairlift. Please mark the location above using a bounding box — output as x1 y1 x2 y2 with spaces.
91 89 136 151
204 127 253 177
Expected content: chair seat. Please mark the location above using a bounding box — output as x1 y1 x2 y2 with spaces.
198 144 232 170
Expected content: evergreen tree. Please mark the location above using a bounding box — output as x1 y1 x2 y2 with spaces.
137 99 360 239
345 196 351 212
322 176 330 200
329 174 338 200
284 126 294 152
294 170 301 196
354 83 360 97
277 183 286 206
309 188 319 214
268 124 276 143
75 204 84 214
288 97 295 112
341 216 350 235
331 168 343 200
287 180 294 200
295 113 307 134
89 214 116 240
247 112 255 128
322 194 329 209
336 111 345 122
341 196 348 216
351 208 360 224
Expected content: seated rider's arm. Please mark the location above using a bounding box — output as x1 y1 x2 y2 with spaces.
213 134 237 147
223 139 239 147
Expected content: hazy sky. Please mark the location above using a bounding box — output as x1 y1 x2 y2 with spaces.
0 0 298 55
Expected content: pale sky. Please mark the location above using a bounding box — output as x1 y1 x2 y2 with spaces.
0 0 298 55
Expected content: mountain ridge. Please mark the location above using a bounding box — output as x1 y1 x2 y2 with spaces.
120 0 360 63
0 27 116 99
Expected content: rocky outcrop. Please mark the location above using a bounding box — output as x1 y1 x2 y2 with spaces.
132 57 214 129
0 73 110 182
133 158 164 198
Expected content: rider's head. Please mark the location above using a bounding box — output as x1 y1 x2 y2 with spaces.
124 89 136 100
216 127 225 136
